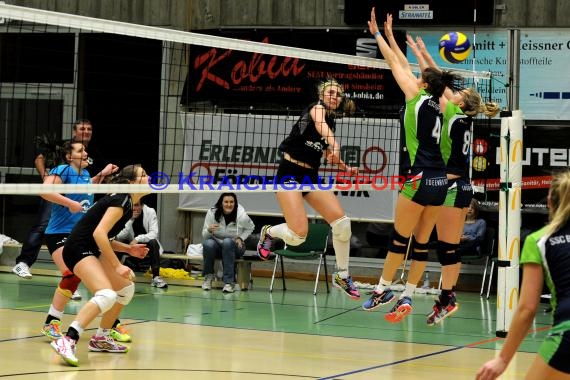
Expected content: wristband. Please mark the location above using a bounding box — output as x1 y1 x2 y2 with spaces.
374 31 381 38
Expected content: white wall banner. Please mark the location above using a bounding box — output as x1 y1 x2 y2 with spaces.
407 29 570 120
177 113 400 222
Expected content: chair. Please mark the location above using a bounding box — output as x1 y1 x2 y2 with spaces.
269 223 330 295
460 226 496 298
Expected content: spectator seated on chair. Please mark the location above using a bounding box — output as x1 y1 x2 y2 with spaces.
115 200 167 288
457 199 487 257
201 193 255 293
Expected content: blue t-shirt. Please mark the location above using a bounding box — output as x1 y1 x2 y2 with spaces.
45 164 93 234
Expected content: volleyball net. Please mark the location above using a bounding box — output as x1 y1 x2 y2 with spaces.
0 3 496 223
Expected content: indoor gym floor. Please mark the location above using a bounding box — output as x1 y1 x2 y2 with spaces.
0 269 550 379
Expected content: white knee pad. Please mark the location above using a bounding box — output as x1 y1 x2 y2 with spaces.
89 289 117 313
270 223 306 246
331 216 351 242
283 227 306 246
116 282 135 305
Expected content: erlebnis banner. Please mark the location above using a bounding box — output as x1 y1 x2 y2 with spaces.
177 113 400 222
471 122 570 213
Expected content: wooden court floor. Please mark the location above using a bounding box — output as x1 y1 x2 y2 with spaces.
0 270 552 379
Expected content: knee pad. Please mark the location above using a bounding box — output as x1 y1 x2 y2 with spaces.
116 282 135 305
282 227 306 247
411 237 429 262
437 241 460 266
331 216 351 242
387 228 410 254
56 270 82 299
89 289 117 313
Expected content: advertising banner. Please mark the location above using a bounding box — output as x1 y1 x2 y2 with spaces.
407 30 570 120
470 122 570 213
183 28 570 121
177 113 400 221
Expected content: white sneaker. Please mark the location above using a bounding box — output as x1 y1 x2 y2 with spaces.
202 274 214 290
12 262 32 279
71 290 82 300
151 276 168 288
51 336 79 366
222 283 235 293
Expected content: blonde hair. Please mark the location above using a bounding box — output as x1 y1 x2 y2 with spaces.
461 88 500 117
545 170 570 237
317 78 355 116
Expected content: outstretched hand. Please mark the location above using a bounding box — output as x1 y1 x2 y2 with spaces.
383 13 394 39
406 34 421 56
368 7 380 35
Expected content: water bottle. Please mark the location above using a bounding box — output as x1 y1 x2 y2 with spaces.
422 271 430 289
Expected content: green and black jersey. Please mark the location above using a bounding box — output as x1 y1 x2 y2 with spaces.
441 101 473 178
402 89 446 172
522 224 570 327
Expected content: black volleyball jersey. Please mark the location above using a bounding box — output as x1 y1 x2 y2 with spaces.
442 101 473 177
278 100 334 169
65 193 133 255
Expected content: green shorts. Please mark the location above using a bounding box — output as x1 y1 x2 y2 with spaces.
538 320 570 374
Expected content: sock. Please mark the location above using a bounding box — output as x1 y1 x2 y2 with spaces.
336 269 348 278
376 277 392 292
67 321 83 342
440 289 453 306
401 282 416 298
113 319 121 329
45 305 64 324
96 327 111 337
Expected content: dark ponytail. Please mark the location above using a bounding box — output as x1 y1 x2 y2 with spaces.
107 164 141 184
422 67 463 98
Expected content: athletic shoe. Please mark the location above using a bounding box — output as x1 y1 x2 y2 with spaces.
222 283 235 293
42 319 63 340
88 335 129 353
12 262 32 279
71 290 82 300
426 300 459 326
110 324 131 343
202 274 214 290
384 296 413 323
151 276 168 288
362 288 395 311
332 273 360 300
256 225 273 260
51 336 78 366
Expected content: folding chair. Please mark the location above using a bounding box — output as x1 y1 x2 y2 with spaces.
269 223 330 295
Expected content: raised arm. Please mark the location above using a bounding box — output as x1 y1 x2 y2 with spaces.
416 36 439 69
369 8 419 100
415 36 454 101
384 14 416 82
405 35 429 73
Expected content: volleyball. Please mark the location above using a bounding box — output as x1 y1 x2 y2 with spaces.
439 32 472 63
